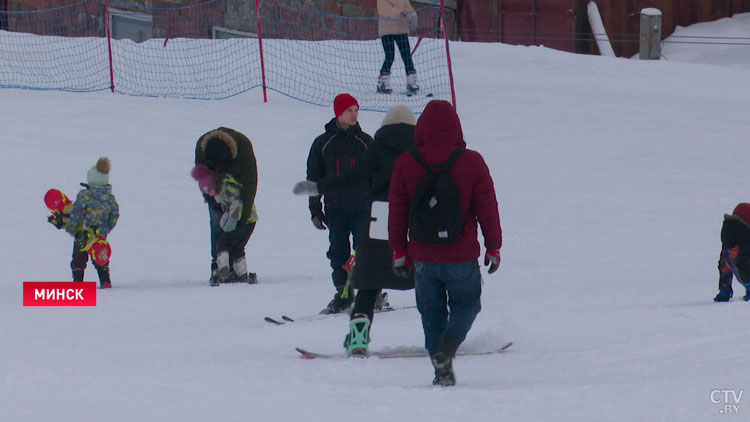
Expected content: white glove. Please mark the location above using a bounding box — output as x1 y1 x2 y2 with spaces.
293 180 319 196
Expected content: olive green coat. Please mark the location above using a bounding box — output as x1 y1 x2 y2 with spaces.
195 127 258 222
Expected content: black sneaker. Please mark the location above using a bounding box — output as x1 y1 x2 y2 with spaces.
714 291 732 302
431 353 455 386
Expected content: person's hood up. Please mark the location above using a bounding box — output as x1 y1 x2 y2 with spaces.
414 100 466 163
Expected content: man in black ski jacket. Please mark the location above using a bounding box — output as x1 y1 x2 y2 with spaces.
306 93 373 313
295 104 417 356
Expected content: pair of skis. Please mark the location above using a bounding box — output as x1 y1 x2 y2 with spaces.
263 304 417 326
296 341 513 359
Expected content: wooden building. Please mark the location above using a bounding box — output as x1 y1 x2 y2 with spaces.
2 0 749 57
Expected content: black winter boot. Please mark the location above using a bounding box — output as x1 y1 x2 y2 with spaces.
72 269 84 282
321 285 353 314
96 265 111 288
430 352 455 386
714 290 732 302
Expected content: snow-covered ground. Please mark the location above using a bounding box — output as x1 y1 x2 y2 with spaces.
2 13 750 422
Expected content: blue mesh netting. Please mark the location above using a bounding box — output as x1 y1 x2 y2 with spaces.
0 0 452 111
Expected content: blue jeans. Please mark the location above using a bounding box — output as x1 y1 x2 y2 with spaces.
414 260 482 356
209 202 223 262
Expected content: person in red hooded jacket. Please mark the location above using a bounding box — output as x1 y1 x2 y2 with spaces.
714 202 750 302
388 100 502 386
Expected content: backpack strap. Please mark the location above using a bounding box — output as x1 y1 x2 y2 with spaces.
443 148 465 171
410 148 465 173
410 149 430 171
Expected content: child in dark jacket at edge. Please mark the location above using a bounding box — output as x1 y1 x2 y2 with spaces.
714 202 750 302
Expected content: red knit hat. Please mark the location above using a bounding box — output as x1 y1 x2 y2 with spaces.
732 203 750 224
333 93 359 117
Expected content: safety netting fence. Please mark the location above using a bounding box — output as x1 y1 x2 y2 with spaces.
0 0 455 111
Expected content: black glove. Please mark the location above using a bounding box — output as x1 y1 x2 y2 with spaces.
312 215 327 230
309 196 326 230
47 211 68 230
74 229 91 251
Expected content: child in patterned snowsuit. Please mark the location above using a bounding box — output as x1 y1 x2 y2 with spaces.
191 164 258 285
65 157 119 287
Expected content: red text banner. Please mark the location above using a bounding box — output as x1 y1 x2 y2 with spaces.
23 282 97 306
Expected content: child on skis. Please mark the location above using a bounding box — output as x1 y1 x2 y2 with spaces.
65 157 119 288
191 164 258 286
714 202 750 302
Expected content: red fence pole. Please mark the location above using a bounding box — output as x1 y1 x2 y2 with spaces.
439 0 456 108
255 0 267 103
410 36 423 56
103 0 114 93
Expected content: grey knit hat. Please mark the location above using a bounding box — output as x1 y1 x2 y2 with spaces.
87 157 111 186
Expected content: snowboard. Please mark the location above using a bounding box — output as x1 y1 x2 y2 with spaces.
44 188 112 266
296 341 513 359
45 188 72 213
44 188 73 229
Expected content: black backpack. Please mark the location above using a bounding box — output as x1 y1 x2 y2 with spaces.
408 148 465 244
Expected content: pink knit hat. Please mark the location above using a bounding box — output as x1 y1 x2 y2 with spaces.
191 164 215 194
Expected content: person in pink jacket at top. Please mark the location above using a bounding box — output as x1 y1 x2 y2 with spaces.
388 100 502 386
377 0 419 94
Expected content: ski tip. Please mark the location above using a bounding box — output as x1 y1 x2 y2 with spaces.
264 317 283 325
281 315 294 322
295 347 316 359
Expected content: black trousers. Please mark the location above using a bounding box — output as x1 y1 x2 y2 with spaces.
380 34 415 75
326 207 369 290
217 221 256 260
70 242 109 283
351 288 382 321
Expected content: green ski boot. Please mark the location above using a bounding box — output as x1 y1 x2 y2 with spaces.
344 313 371 357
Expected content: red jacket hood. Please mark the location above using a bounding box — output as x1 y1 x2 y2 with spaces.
414 100 466 162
